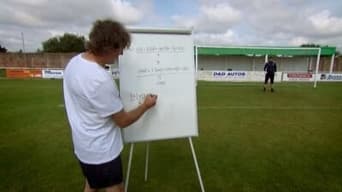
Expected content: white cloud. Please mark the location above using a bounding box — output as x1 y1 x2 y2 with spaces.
195 30 238 45
1 0 342 52
0 0 150 51
289 37 310 46
11 0 48 5
201 3 241 24
171 15 196 28
111 0 144 24
47 30 66 37
309 10 342 36
12 11 43 27
172 3 241 33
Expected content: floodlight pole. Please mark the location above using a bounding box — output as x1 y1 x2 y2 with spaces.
21 32 26 53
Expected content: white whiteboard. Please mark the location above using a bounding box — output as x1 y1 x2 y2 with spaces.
119 28 198 143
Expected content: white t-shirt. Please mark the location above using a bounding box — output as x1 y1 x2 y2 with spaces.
63 53 123 164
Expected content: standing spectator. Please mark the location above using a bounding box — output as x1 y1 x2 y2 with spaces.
264 60 277 92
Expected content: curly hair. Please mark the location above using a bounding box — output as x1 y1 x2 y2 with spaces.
85 19 131 55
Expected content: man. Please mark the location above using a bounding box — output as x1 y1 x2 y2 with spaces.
63 19 158 192
263 59 277 92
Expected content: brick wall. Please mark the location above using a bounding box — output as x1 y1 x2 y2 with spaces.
0 53 78 69
334 56 342 72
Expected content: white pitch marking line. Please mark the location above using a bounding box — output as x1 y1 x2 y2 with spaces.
198 106 342 110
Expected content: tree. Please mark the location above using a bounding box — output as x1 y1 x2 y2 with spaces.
300 43 320 47
42 33 85 52
0 44 7 53
301 43 341 56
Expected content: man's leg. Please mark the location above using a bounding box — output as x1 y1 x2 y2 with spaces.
270 74 275 92
105 182 124 192
84 180 97 192
264 74 269 91
79 156 123 192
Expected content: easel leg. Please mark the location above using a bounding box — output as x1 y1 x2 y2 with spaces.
144 143 150 182
125 143 134 192
188 137 205 192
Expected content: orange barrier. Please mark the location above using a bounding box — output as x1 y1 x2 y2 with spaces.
6 69 42 78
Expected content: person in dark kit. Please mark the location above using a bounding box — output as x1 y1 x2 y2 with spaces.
263 59 277 92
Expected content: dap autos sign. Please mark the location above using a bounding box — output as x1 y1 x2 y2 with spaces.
319 74 342 81
283 73 314 82
212 71 247 81
42 69 64 79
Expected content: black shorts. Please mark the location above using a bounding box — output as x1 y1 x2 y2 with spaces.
79 155 123 189
264 73 275 84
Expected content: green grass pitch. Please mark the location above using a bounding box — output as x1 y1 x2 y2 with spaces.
0 79 342 191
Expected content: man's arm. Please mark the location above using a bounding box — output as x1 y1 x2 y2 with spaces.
264 63 268 72
112 94 157 128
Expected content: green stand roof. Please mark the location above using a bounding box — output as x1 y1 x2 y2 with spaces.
197 46 336 56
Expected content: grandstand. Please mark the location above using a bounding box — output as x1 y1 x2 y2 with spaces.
194 46 341 86
196 46 337 72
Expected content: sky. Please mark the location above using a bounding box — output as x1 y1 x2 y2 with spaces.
1 0 342 52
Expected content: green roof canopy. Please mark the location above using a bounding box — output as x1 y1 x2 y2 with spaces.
197 46 336 56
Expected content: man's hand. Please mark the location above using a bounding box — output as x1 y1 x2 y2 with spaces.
143 94 158 109
112 94 158 128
